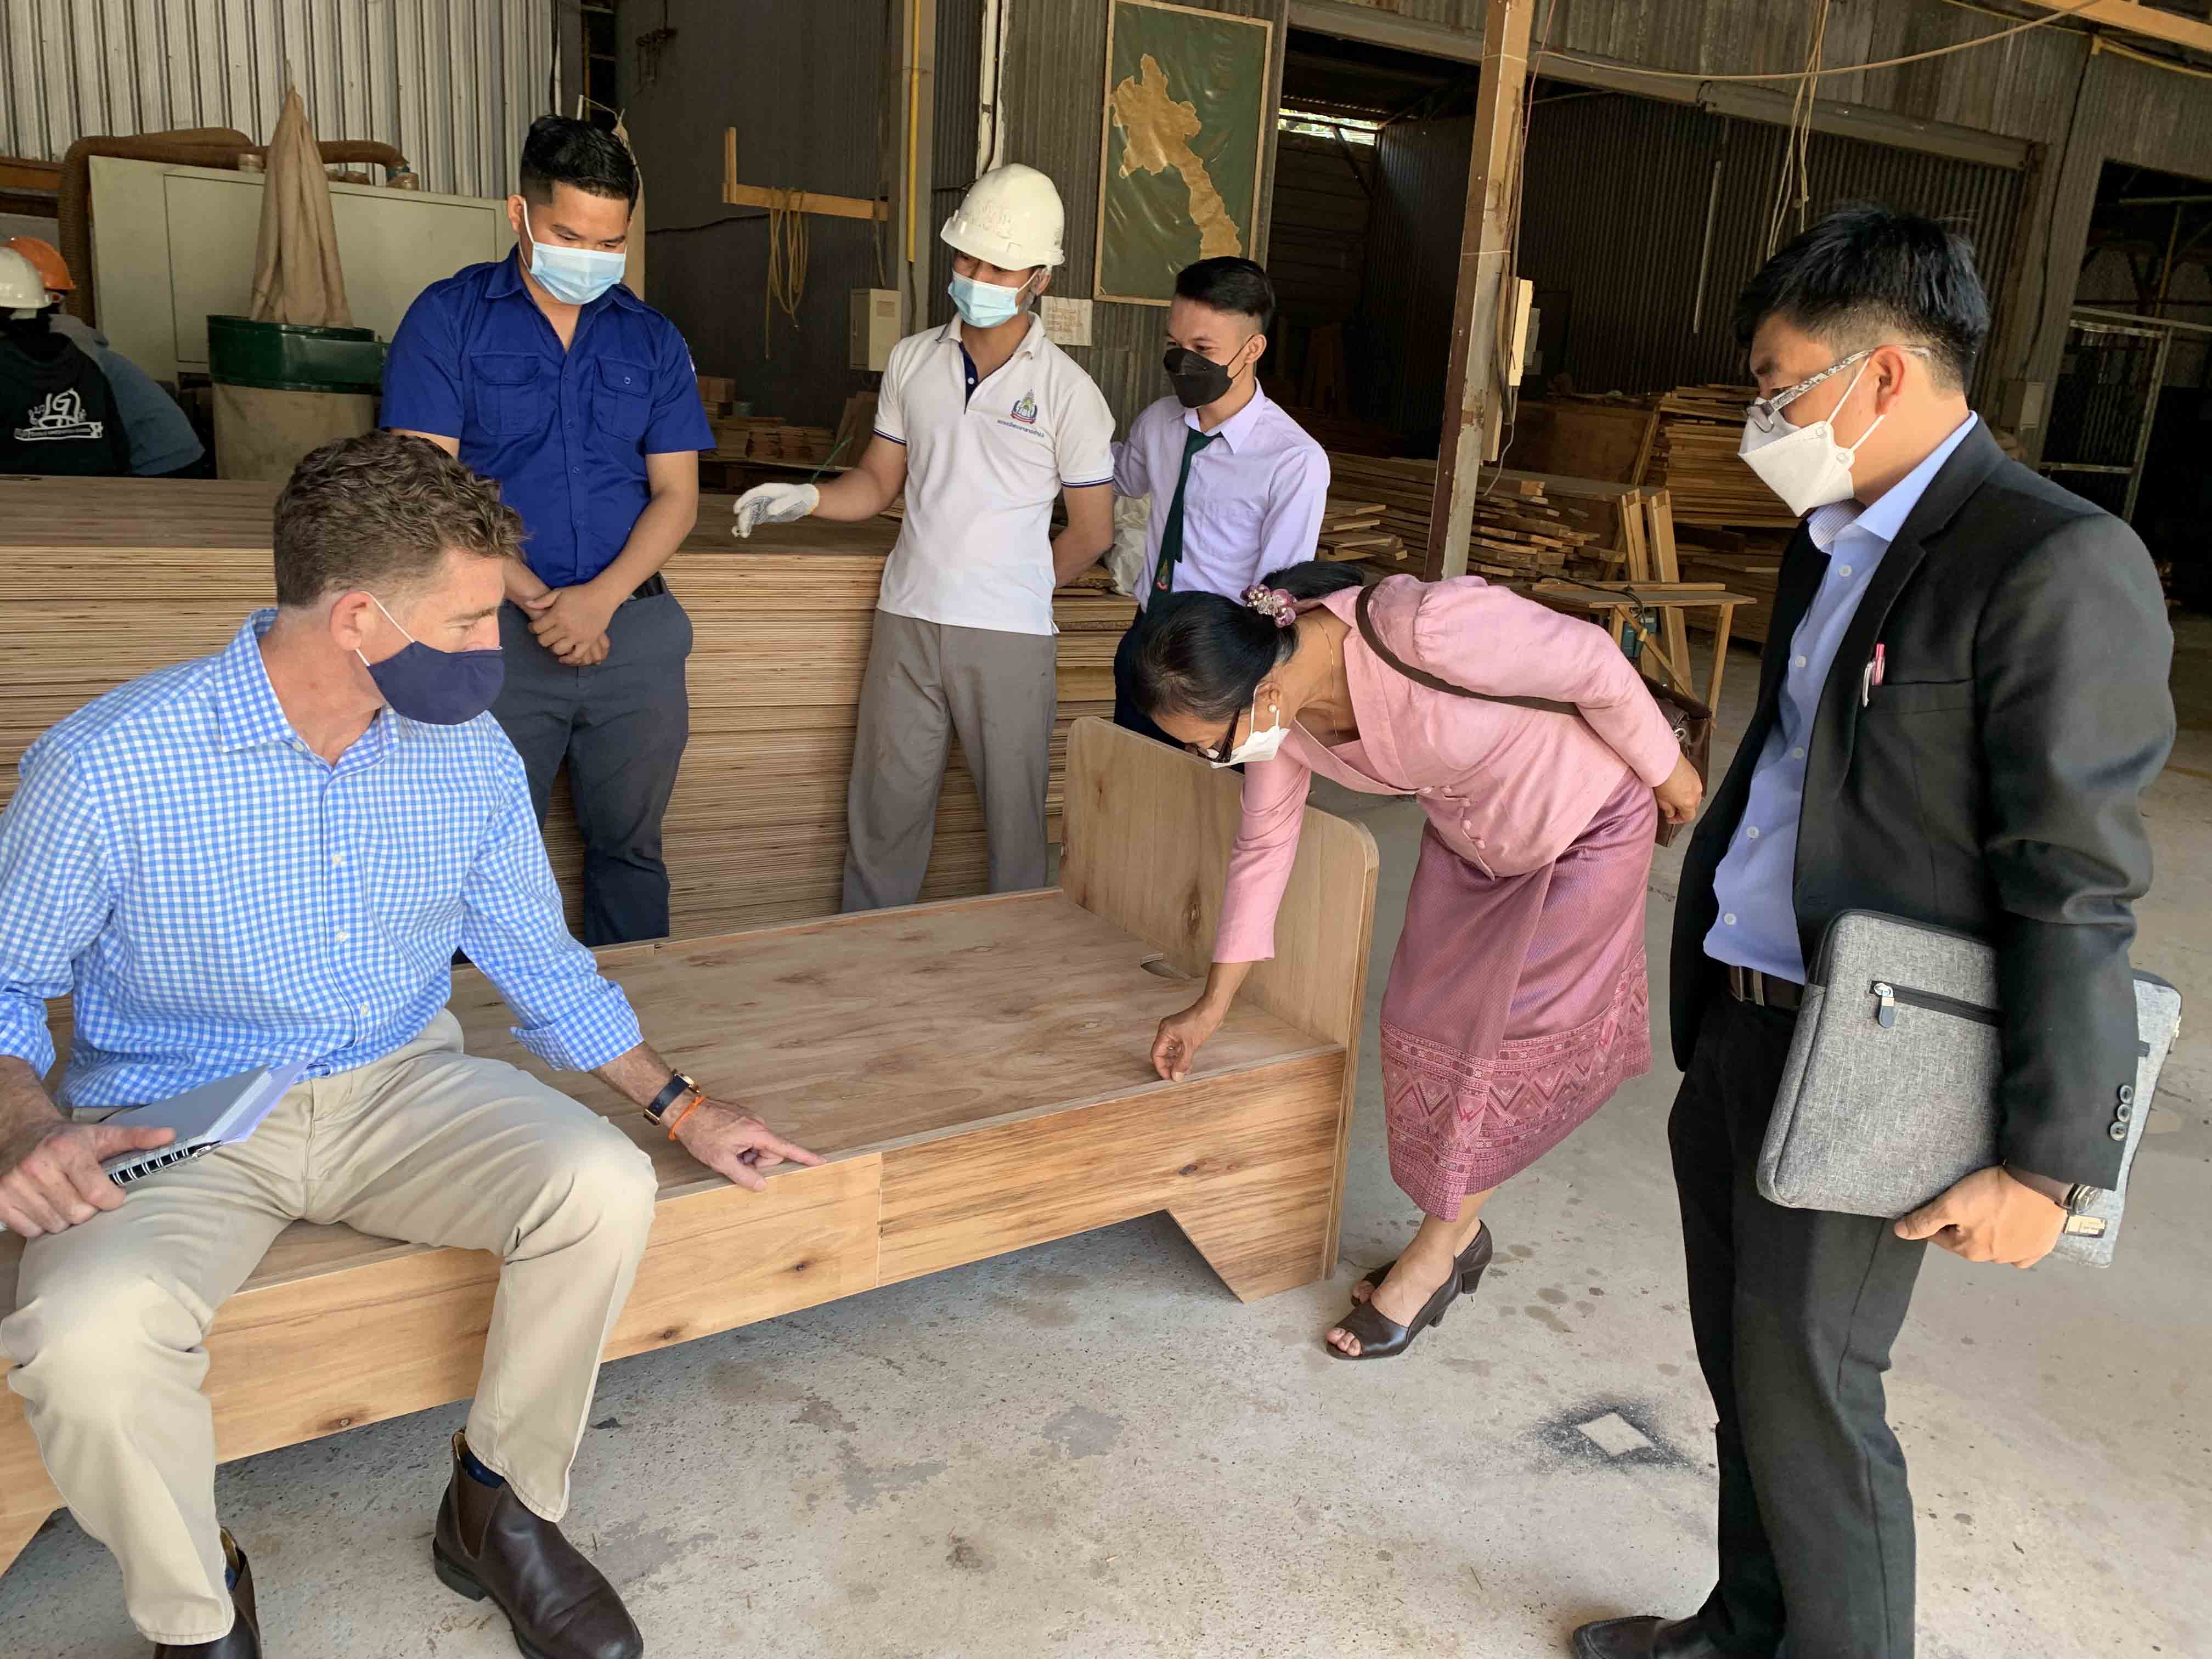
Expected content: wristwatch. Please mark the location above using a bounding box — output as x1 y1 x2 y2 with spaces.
2006 1164 2104 1233
644 1070 699 1127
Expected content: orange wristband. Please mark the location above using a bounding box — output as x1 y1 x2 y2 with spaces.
666 1092 706 1140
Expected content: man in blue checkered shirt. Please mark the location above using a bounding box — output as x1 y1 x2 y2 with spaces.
0 433 820 1659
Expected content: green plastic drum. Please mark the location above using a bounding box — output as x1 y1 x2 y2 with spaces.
206 315 383 394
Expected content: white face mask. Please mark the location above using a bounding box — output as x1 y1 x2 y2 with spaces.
1207 698 1289 769
1738 357 1886 518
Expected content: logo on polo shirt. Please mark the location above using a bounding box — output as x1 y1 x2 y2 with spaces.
15 388 104 443
1011 393 1038 425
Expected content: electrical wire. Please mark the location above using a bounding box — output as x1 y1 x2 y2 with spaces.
1764 0 1834 258
764 189 809 360
2096 31 2212 81
1538 0 2105 85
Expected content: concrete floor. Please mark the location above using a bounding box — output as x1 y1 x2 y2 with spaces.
6 622 2210 1659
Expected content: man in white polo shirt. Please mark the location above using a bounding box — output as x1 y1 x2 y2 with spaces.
734 163 1115 910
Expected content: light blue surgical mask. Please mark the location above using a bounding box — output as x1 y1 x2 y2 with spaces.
947 269 1035 330
522 207 626 307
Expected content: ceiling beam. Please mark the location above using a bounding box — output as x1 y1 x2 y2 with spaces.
2019 0 2212 55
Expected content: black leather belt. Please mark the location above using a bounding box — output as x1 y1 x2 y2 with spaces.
1727 964 1804 1011
628 573 668 602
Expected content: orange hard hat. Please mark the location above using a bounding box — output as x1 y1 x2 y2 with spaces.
5 236 72 292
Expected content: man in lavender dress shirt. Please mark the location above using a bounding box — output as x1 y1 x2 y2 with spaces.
1111 258 1331 743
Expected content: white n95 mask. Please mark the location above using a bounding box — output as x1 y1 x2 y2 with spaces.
1211 699 1289 769
1738 357 1885 518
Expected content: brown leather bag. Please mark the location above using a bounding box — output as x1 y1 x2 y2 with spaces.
1353 581 1711 848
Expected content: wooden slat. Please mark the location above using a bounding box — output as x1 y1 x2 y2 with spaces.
1645 490 1694 696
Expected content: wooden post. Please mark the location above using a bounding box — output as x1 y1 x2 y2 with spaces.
1424 0 1534 581
891 0 939 329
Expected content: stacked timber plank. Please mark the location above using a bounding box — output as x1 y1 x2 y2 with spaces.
0 478 1131 944
1645 385 1799 529
1313 496 1402 563
1322 453 1609 580
1674 527 1791 647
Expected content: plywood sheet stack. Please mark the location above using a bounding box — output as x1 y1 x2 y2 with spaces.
0 478 1130 944
1646 385 1799 530
1322 453 1608 580
707 417 837 465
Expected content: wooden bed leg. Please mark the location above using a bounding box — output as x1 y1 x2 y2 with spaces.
0 1505 54 1581
1169 1169 1340 1304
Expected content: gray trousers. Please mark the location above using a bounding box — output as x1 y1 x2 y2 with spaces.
495 590 692 945
843 610 1056 912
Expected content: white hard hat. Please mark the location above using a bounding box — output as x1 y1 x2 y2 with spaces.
940 163 1065 270
0 247 48 317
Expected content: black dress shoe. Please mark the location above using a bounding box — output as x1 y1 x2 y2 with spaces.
153 1530 261 1657
1572 1615 1724 1658
431 1432 642 1659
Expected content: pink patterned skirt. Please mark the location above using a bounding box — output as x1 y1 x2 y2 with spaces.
1380 770 1657 1218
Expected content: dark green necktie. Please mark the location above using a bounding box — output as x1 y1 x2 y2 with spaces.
1153 427 1218 595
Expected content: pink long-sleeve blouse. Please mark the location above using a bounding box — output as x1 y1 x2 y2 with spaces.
1214 574 1683 963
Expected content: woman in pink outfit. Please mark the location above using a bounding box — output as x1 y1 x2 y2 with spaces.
1134 562 1702 1359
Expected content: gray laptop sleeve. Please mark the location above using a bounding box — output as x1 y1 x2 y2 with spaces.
1758 910 2182 1267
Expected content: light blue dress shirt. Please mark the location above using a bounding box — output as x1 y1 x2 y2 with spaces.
1706 414 1979 981
0 612 643 1108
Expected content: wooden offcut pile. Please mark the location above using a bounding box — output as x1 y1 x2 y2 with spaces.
1645 385 1799 529
0 478 1132 943
1323 453 1610 579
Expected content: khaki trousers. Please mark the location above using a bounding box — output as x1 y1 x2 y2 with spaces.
1 1013 657 1645
842 610 1057 912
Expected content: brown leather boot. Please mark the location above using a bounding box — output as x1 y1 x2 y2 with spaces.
153 1530 261 1657
430 1432 642 1659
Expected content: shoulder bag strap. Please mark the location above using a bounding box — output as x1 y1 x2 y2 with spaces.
1354 581 1584 720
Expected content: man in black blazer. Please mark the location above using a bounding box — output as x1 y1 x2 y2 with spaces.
1576 206 2174 1659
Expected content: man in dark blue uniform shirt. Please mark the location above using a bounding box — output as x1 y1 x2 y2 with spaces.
383 116 713 944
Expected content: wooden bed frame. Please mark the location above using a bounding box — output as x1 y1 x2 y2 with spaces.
0 720 1378 1579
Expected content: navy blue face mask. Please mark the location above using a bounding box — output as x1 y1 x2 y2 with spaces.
357 595 504 725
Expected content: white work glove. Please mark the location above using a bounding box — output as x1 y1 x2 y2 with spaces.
732 482 820 539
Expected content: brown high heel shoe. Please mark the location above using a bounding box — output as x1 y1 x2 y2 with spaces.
1351 1221 1496 1307
1327 1249 1467 1360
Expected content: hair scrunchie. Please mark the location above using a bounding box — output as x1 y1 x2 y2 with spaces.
1243 585 1299 628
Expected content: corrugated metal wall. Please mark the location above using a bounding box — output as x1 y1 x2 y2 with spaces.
1358 114 1469 446
1517 93 2025 400
998 0 1290 431
0 0 552 199
626 0 893 426
1350 87 2024 443
1295 0 2212 427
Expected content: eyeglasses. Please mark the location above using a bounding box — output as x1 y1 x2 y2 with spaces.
1745 345 1931 435
1193 709 1242 763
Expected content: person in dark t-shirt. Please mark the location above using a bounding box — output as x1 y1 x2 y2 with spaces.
0 247 129 479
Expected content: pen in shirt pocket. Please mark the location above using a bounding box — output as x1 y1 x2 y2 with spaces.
1860 642 1887 707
